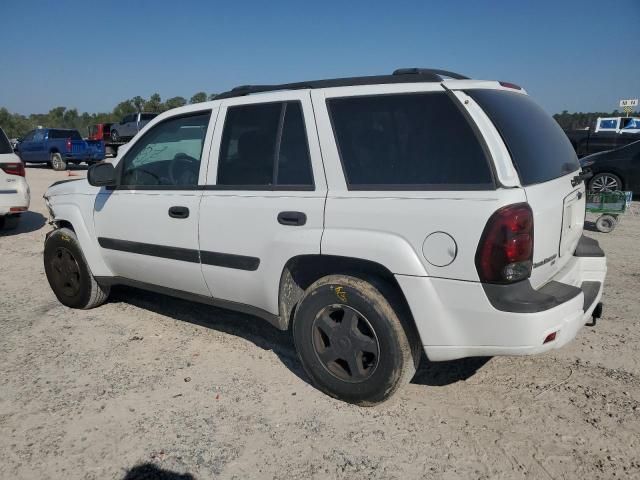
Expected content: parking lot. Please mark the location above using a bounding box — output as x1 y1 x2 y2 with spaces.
1 166 639 479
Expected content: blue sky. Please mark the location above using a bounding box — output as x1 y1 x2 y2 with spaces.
1 0 638 115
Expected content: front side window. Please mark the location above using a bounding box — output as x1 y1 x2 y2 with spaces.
33 130 45 142
120 112 211 187
599 119 618 130
327 92 493 189
217 101 313 188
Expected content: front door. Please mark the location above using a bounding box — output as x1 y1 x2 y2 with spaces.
199 92 327 315
93 109 217 296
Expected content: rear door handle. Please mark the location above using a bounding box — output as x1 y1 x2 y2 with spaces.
278 211 307 226
169 206 189 219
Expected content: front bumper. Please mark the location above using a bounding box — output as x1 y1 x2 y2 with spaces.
397 235 607 361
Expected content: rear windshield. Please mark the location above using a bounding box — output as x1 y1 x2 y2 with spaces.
0 128 12 154
50 129 82 140
327 92 494 189
468 89 579 186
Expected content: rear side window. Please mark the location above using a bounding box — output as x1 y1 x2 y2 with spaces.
217 101 313 188
327 92 493 189
0 128 12 154
468 89 579 186
141 113 157 121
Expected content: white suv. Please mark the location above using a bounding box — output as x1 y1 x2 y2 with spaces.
0 127 30 229
43 69 607 405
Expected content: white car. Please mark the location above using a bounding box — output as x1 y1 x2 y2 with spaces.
0 127 30 230
42 68 607 405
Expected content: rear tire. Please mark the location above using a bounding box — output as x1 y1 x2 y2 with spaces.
51 152 67 171
44 228 110 309
292 274 420 405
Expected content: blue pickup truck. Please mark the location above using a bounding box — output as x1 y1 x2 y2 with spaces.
15 128 105 170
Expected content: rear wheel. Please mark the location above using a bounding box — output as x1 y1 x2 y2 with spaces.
589 172 622 192
292 274 420 405
44 228 110 309
51 152 67 171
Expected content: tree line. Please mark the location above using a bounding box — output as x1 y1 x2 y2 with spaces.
0 92 216 139
1 95 638 139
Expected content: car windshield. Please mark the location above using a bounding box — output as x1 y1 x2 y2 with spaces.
0 128 12 154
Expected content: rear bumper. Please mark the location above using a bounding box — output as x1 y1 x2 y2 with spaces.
0 180 30 215
397 235 607 361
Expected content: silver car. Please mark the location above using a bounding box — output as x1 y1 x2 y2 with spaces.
110 113 157 142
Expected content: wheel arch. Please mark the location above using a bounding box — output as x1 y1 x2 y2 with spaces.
48 203 113 277
277 254 419 338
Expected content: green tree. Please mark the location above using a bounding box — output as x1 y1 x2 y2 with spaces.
145 93 164 112
190 92 208 104
131 96 146 112
164 96 187 110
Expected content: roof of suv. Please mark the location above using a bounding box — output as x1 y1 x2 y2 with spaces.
215 68 470 99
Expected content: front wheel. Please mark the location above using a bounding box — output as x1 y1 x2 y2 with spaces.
50 152 67 171
292 274 420 405
44 228 110 309
589 172 622 192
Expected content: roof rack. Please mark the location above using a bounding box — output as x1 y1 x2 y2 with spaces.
214 68 469 100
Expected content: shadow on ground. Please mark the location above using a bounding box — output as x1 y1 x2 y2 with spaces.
110 286 486 390
0 211 46 236
122 463 195 480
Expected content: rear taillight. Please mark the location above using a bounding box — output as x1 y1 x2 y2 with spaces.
0 162 25 177
66 138 72 152
475 203 534 284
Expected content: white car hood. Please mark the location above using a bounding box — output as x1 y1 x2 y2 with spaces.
45 177 98 198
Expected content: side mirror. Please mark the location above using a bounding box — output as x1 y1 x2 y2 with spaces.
88 162 117 187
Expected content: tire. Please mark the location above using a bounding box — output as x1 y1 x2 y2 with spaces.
292 274 420 405
50 152 67 171
595 214 617 233
111 130 119 142
0 215 19 230
589 172 622 192
44 228 110 309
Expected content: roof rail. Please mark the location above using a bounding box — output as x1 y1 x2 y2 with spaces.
214 68 470 100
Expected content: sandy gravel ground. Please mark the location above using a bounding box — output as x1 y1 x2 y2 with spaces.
1 166 639 480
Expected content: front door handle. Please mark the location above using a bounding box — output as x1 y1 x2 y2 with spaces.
278 211 307 226
169 206 189 219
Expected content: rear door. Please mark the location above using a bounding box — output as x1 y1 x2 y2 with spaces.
468 89 583 288
198 92 326 316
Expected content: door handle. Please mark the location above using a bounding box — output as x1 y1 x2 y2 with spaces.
278 211 307 226
169 206 189 219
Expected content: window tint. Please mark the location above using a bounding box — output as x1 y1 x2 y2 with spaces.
120 112 211 187
0 128 11 154
141 113 157 121
33 130 45 142
327 92 493 189
22 131 35 142
468 90 579 186
217 101 313 187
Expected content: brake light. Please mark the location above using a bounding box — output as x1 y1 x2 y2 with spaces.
499 81 522 90
66 138 72 152
475 203 534 283
0 162 25 177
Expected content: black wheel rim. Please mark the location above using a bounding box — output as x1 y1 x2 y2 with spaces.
311 304 380 383
50 247 81 297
